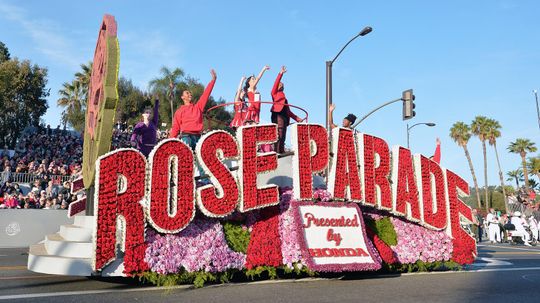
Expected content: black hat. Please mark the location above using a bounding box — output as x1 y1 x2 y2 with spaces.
345 113 357 124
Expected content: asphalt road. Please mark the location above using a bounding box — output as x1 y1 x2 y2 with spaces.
1 243 540 302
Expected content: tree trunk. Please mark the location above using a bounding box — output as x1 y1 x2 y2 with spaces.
482 141 489 213
463 145 482 209
522 152 530 193
514 176 519 189
493 142 508 213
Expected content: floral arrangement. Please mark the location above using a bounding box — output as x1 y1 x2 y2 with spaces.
144 217 245 274
390 217 453 264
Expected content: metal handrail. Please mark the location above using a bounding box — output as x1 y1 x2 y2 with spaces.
204 101 309 128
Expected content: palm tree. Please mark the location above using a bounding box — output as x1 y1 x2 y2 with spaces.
450 121 482 208
148 66 185 124
528 156 540 181
506 169 524 189
471 116 490 212
74 62 92 99
57 80 85 132
508 138 538 194
485 118 508 213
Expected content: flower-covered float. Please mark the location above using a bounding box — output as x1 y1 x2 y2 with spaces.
92 124 476 287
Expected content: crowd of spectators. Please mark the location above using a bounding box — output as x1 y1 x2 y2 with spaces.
1 125 83 182
0 123 172 210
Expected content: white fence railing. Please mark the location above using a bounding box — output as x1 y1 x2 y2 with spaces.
1 172 72 185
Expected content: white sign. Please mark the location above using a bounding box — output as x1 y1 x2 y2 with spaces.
295 202 381 271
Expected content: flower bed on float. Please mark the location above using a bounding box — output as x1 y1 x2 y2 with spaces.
92 124 476 287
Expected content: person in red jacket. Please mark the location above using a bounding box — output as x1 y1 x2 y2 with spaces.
169 69 217 149
244 65 270 124
271 66 303 153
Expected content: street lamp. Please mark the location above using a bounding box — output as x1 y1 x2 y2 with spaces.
407 122 436 149
533 90 540 130
326 26 372 133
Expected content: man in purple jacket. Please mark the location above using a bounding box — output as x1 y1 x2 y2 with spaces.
131 97 160 157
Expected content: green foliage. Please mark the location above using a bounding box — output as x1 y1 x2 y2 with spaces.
222 221 250 253
365 217 398 246
245 266 278 280
139 269 238 289
0 48 49 147
0 41 10 63
116 77 147 126
384 260 462 273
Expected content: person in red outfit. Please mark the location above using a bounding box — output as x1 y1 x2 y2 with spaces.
230 76 248 129
244 65 270 124
271 66 303 153
169 69 217 150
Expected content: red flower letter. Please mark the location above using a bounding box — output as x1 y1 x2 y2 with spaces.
290 124 329 200
147 139 195 233
328 128 362 201
237 125 279 212
94 149 148 274
195 131 239 217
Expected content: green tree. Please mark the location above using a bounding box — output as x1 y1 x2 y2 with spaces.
485 118 507 213
0 49 49 147
527 156 540 182
450 121 482 208
116 77 147 126
508 138 537 193
148 66 185 124
57 80 85 132
471 116 490 212
506 169 524 189
74 62 92 98
0 41 10 63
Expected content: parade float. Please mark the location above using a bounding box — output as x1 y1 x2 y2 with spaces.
27 15 476 286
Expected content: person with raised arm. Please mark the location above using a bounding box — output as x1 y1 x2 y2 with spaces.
169 69 217 150
230 76 247 129
270 66 303 153
329 103 356 129
130 96 160 157
244 65 270 124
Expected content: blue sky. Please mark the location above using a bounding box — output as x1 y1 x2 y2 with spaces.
0 0 538 188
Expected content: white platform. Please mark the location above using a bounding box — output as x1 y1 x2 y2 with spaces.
27 215 102 276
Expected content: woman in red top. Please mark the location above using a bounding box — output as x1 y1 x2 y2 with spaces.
244 65 270 124
230 76 247 128
271 66 303 153
169 69 217 150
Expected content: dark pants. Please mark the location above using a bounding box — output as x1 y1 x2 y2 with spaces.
271 111 289 153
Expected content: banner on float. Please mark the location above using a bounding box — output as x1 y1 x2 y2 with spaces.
294 201 382 272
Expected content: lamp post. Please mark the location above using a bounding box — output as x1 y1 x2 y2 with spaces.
534 90 540 130
326 26 372 134
407 122 436 149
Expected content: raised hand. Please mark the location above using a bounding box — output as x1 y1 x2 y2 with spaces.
281 66 287 74
210 69 217 80
329 103 336 112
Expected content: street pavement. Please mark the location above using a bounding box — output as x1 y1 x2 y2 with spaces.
1 242 540 302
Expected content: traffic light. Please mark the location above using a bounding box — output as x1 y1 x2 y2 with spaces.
402 89 415 120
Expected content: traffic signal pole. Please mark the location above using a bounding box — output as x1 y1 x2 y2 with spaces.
351 97 403 129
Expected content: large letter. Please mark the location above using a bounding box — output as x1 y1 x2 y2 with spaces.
147 139 195 233
237 125 279 212
360 134 392 209
93 149 148 274
416 155 447 229
328 128 362 201
445 169 477 264
391 146 421 222
195 131 239 217
291 124 329 200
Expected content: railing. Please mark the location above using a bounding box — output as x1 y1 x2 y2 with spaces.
1 172 72 185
